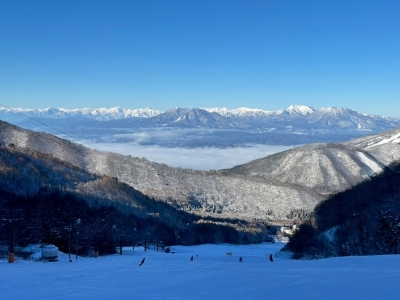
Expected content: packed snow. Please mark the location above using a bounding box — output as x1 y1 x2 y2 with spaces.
1 243 400 299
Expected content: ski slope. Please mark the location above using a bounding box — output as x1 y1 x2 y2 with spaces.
1 243 399 299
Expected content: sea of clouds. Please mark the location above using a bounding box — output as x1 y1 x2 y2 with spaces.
88 142 293 170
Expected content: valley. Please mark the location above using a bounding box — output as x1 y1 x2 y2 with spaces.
1 111 400 223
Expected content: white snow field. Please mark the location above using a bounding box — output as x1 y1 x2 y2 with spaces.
1 243 400 300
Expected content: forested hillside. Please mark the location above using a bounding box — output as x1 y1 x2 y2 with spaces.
0 120 323 221
284 160 400 258
0 143 268 257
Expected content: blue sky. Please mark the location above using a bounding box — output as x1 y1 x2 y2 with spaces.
1 0 399 116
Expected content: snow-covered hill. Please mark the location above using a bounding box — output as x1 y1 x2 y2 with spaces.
1 120 400 221
345 126 400 149
228 126 400 194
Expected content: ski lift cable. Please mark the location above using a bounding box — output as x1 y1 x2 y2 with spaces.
0 103 106 153
0 104 80 139
0 106 134 240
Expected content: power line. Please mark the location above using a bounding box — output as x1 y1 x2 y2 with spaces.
0 103 106 153
0 106 141 258
0 104 169 174
0 103 136 166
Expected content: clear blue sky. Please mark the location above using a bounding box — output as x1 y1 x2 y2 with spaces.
1 0 399 116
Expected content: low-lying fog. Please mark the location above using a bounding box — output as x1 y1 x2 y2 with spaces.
89 143 293 170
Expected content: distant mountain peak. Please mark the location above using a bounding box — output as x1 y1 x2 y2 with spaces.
204 107 273 118
286 105 315 115
320 106 355 114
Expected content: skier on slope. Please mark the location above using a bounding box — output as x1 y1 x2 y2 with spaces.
139 258 145 266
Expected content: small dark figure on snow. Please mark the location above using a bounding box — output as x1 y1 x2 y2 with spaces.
139 258 145 266
269 254 273 262
190 255 194 261
239 257 243 263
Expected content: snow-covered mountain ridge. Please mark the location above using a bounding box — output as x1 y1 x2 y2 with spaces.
204 105 316 118
2 105 400 163
0 107 163 120
1 120 400 221
2 105 399 135
1 105 397 121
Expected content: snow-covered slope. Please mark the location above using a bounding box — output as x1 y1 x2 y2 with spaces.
227 126 400 196
227 143 387 195
343 126 400 165
1 120 399 221
345 126 400 149
0 120 321 220
3 243 400 300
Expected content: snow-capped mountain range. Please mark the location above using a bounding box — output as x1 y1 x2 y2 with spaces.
0 106 163 120
1 105 400 147
205 105 315 118
1 105 310 120
1 104 398 126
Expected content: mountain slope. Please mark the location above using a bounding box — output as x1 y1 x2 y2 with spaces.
343 126 400 166
226 143 386 195
0 144 268 249
228 126 400 191
145 108 248 128
2 120 400 222
284 159 400 258
0 120 322 220
0 142 177 220
305 107 396 131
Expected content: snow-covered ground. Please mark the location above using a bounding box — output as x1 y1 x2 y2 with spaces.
1 243 399 299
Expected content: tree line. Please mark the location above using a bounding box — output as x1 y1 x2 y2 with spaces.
0 186 269 258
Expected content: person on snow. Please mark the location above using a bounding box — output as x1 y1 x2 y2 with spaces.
269 254 273 262
239 257 243 263
190 255 194 261
139 258 145 266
